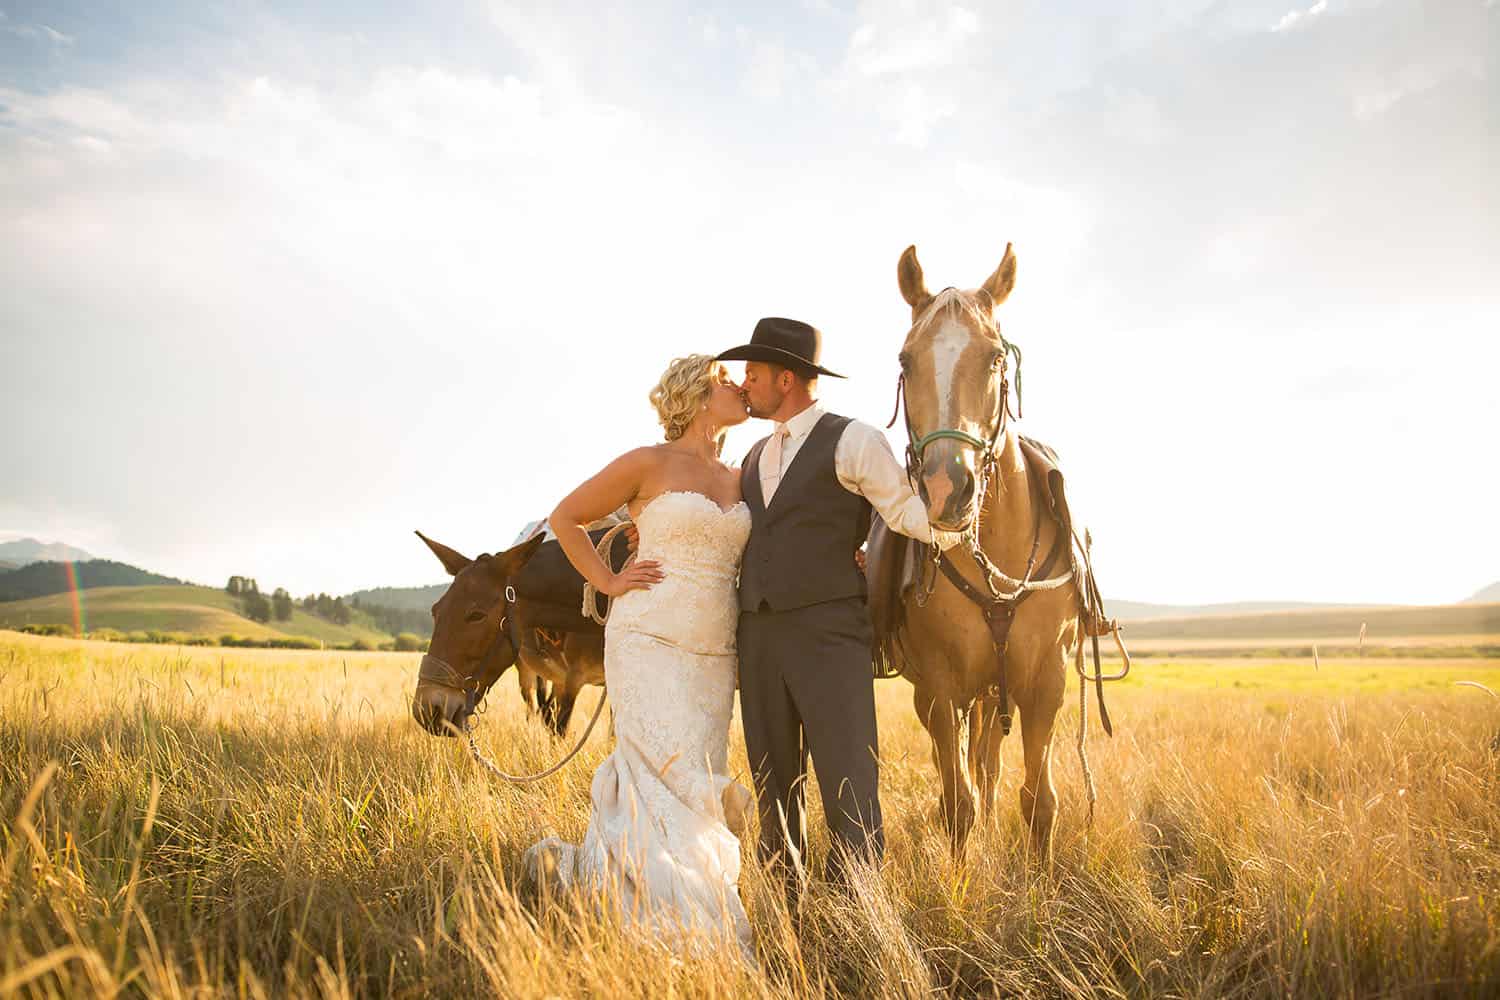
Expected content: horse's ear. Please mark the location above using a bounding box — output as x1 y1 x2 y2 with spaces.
415 530 472 576
897 245 931 312
980 243 1017 307
491 532 547 577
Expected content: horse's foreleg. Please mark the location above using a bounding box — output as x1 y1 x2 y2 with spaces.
916 685 976 853
971 696 1007 819
1017 663 1065 862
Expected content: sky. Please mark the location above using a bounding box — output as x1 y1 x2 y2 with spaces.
1 0 1496 606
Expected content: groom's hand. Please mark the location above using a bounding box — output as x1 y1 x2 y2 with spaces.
625 524 640 553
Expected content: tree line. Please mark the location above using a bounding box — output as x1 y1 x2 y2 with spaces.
225 577 344 625
224 577 430 636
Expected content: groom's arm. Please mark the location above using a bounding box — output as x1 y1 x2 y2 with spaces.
835 421 961 550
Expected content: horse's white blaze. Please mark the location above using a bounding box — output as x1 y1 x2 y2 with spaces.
929 316 969 430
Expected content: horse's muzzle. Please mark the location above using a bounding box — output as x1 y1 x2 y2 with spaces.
920 452 978 532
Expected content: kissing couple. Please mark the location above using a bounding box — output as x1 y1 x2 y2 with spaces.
523 317 955 958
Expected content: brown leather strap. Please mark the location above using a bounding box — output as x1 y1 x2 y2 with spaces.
938 554 1019 735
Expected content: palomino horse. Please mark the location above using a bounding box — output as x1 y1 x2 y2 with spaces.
870 243 1118 859
409 530 609 739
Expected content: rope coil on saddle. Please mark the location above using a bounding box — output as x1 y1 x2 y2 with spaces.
582 521 636 625
457 523 634 784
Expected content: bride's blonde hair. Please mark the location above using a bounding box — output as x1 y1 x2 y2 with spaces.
649 354 717 442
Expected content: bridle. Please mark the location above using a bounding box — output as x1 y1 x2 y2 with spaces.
886 290 1028 604
886 288 1024 506
416 583 518 723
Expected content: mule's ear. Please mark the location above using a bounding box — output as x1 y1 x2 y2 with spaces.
897 245 931 312
980 243 1017 307
415 530 472 576
491 532 547 576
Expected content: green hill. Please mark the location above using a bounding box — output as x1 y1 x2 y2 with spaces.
346 583 446 613
0 559 187 603
0 585 391 646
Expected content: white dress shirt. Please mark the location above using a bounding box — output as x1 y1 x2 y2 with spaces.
758 403 958 550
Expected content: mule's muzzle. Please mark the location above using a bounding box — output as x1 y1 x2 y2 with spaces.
412 685 470 738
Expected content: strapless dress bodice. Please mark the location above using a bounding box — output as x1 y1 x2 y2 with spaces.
604 490 750 656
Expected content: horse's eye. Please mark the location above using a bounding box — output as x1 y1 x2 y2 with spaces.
465 610 486 624
898 353 911 371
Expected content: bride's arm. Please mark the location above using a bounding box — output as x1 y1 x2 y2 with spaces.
549 449 665 598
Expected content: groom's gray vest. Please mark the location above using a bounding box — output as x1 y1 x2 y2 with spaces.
740 412 873 613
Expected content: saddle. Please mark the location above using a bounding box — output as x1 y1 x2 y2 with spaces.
512 523 632 636
868 435 1116 682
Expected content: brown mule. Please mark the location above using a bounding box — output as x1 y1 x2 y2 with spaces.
409 530 607 739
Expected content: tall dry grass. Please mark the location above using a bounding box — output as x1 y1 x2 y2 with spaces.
2 633 1497 998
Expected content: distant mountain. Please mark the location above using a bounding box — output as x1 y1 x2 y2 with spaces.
0 559 16 572
1463 581 1500 604
1108 598 1359 621
345 584 447 613
0 559 185 603
0 538 94 566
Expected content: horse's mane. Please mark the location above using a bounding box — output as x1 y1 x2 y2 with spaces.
913 287 993 337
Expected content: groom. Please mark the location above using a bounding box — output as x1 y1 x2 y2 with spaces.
717 317 950 889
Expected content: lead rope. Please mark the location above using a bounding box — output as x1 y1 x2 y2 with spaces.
1076 632 1096 826
461 524 633 784
462 692 608 783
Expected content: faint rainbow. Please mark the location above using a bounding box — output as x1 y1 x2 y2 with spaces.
65 561 86 636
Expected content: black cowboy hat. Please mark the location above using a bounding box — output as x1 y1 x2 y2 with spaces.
715 317 845 379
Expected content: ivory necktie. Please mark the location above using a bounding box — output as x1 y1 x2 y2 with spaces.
761 426 790 505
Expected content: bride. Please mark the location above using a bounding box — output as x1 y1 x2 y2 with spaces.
524 354 755 956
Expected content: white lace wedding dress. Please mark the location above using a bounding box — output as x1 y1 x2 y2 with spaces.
525 490 754 957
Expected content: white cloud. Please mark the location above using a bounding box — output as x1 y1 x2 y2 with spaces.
888 82 953 147
845 2 979 77
1272 0 1328 33
2 21 74 44
743 41 797 100
1352 62 1446 119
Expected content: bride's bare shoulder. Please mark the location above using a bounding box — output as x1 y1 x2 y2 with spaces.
609 445 669 469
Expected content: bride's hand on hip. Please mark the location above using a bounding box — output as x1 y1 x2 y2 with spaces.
602 560 664 597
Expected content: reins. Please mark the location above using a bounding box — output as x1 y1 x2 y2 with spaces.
427 526 632 783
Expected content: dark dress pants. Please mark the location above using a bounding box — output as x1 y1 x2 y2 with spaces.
737 597 884 887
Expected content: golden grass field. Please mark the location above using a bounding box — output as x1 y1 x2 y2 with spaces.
2 631 1498 998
